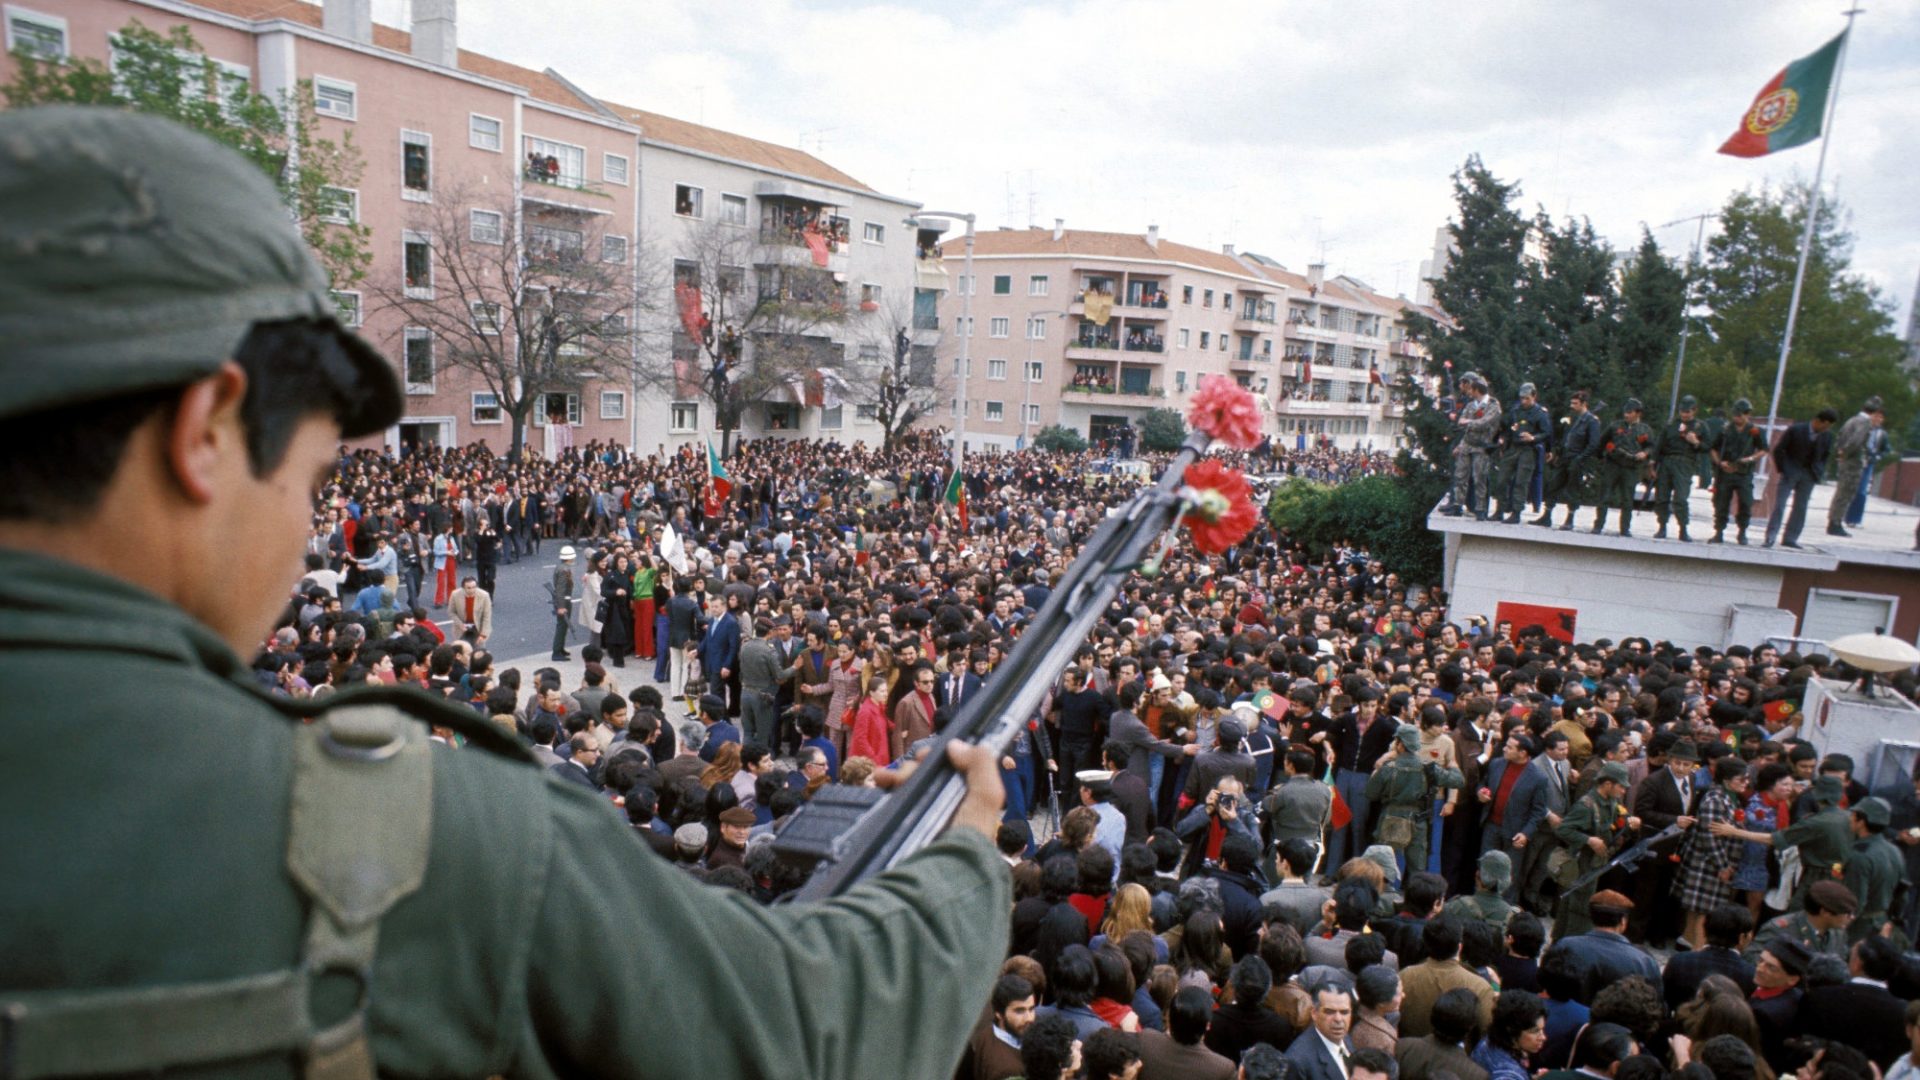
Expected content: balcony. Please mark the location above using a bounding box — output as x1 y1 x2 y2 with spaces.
1121 334 1166 354
1235 309 1279 332
915 253 948 291
912 313 941 331
1063 380 1166 404
1285 317 1338 342
1391 338 1423 358
1066 335 1121 360
1230 349 1272 366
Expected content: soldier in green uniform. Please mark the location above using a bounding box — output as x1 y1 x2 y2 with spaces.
1842 797 1905 943
1708 398 1769 545
1442 372 1502 520
1743 880 1856 963
1591 399 1653 537
1442 850 1517 930
1653 395 1707 541
0 107 1012 1079
1714 774 1854 910
1365 725 1464 879
1551 762 1641 936
1492 382 1551 524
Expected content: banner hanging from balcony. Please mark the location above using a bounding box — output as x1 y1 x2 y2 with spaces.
1083 289 1113 327
675 283 709 340
673 356 701 400
803 225 831 267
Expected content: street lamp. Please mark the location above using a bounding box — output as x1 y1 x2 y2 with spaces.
909 209 975 471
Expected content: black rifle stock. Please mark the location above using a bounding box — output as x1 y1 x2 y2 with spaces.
775 431 1215 900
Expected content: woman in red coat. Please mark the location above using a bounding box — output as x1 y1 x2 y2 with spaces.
848 680 896 766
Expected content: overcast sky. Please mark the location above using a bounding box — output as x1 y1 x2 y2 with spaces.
396 0 1918 331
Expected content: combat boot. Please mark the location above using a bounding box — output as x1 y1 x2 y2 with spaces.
1709 528 1725 544
1531 511 1555 527
1678 526 1692 543
1737 527 1749 546
1591 511 1607 534
1653 521 1668 540
1504 510 1522 524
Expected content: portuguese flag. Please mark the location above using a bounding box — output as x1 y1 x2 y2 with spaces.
943 469 969 534
1719 30 1846 158
703 439 731 517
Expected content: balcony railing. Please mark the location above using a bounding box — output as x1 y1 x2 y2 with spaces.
912 313 941 331
1122 337 1166 353
1122 292 1170 309
1071 336 1121 351
1064 381 1165 400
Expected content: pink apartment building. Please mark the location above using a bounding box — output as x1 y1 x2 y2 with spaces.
3 0 928 458
937 225 1434 453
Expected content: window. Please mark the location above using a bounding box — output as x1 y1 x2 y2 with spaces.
525 136 585 186
671 402 699 431
1175 370 1187 391
1026 317 1047 340
989 317 1010 339
317 186 357 225
862 222 885 244
331 290 361 327
600 390 627 420
602 235 629 264
1802 589 1896 642
469 113 502 151
985 401 1005 422
721 193 748 225
1223 292 1233 309
992 275 1012 295
400 130 431 200
1182 285 1194 304
471 391 502 424
955 274 975 296
1203 289 1213 308
860 283 882 308
6 7 67 58
987 359 1008 381
313 77 356 120
1219 334 1228 352
1029 275 1050 296
402 232 432 297
1199 331 1210 349
856 403 878 421
602 153 629 185
469 208 503 244
1027 361 1044 383
534 392 581 427
1178 328 1191 348
402 328 433 394
1025 404 1041 423
820 404 844 429
674 184 703 218
470 300 501 335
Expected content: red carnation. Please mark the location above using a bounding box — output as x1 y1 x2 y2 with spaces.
1181 459 1259 554
1187 375 1263 450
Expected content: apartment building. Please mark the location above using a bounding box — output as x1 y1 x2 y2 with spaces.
937 224 1287 452
2 0 930 457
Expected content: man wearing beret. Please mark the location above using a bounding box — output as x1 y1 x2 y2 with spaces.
1843 796 1905 943
1747 938 1812 1072
1552 762 1641 935
0 107 1011 1079
1652 395 1706 541
1744 881 1856 964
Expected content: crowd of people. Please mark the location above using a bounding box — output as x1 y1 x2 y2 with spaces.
273 425 1920 1080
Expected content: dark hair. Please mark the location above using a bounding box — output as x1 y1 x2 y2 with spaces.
1694 1035 1757 1080
1220 831 1259 874
1505 912 1546 960
1704 903 1754 949
1333 880 1376 931
1487 989 1547 1052
1857 934 1901 982
1356 964 1400 1011
1050 944 1098 1008
1080 1028 1140 1080
1345 931 1386 973
1404 871 1447 916
1091 944 1134 1003
1168 985 1214 1045
1461 920 1505 972
1075 845 1115 895
1617 1056 1668 1080
1040 854 1079 902
1148 828 1184 873
1422 915 1464 962
1280 837 1319 877
1349 1048 1398 1080
1240 1044 1289 1080
1430 987 1482 1046
1589 977 1663 1043
1572 1022 1639 1073
1019 1014 1078 1080
992 972 1035 1014
1259 921 1307 982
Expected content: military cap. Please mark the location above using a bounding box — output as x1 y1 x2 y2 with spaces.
698 693 728 716
1596 762 1631 786
1217 717 1247 745
1808 880 1857 915
1478 850 1513 889
1460 371 1486 389
1517 382 1537 398
0 106 399 432
1864 395 1885 413
1731 398 1754 415
1363 845 1401 883
1667 739 1700 763
1075 770 1113 796
1810 774 1844 805
1622 398 1644 415
1853 796 1892 827
1678 395 1698 411
1394 724 1422 752
717 806 755 827
1766 937 1812 977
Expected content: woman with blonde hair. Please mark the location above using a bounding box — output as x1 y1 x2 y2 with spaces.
698 741 741 792
1099 883 1156 944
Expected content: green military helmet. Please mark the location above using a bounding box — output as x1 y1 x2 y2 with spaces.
1678 395 1698 412
1854 796 1891 827
1460 371 1486 389
1811 774 1844 805
1622 398 1644 416
1596 762 1630 786
1731 398 1754 416
1478 849 1512 890
1518 382 1537 399
0 105 399 433
1394 724 1423 753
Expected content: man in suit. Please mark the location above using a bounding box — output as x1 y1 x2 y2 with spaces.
451 575 492 646
548 546 576 661
1478 733 1547 902
665 587 702 704
1189 713 1259 806
936 654 983 716
548 733 600 791
1764 408 1835 548
1627 738 1699 944
1442 710 1492 895
1395 987 1491 1080
1540 891 1660 1005
1285 980 1357 1080
695 694 740 764
895 666 938 750
1109 681 1199 784
1799 935 1908 1069
1396 917 1497 1039
736 616 783 752
1662 902 1755 1010
1102 742 1154 845
1137 985 1237 1080
1517 732 1573 912
696 596 739 713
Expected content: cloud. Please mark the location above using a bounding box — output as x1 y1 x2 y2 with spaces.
438 0 1919 325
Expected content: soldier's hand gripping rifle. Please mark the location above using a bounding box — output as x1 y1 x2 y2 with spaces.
1565 822 1685 895
773 384 1263 900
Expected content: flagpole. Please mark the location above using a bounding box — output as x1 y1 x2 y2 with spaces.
1761 6 1860 442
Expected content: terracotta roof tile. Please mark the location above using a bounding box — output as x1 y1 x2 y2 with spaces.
949 228 1282 284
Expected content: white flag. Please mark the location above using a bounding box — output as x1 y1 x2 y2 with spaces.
659 522 690 575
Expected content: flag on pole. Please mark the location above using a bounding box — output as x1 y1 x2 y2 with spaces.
1325 768 1353 831
943 469 969 533
704 440 731 517
659 522 690 574
1719 30 1847 158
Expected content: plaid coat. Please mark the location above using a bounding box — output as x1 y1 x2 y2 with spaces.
1675 784 1743 912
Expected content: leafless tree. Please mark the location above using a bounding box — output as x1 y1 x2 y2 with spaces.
368 182 666 458
841 298 946 452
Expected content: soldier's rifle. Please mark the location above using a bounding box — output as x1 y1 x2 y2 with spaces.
1565 822 1685 895
774 429 1220 899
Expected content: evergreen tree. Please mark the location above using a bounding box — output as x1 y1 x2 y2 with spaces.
1138 408 1187 452
1519 214 1620 408
1614 229 1688 416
